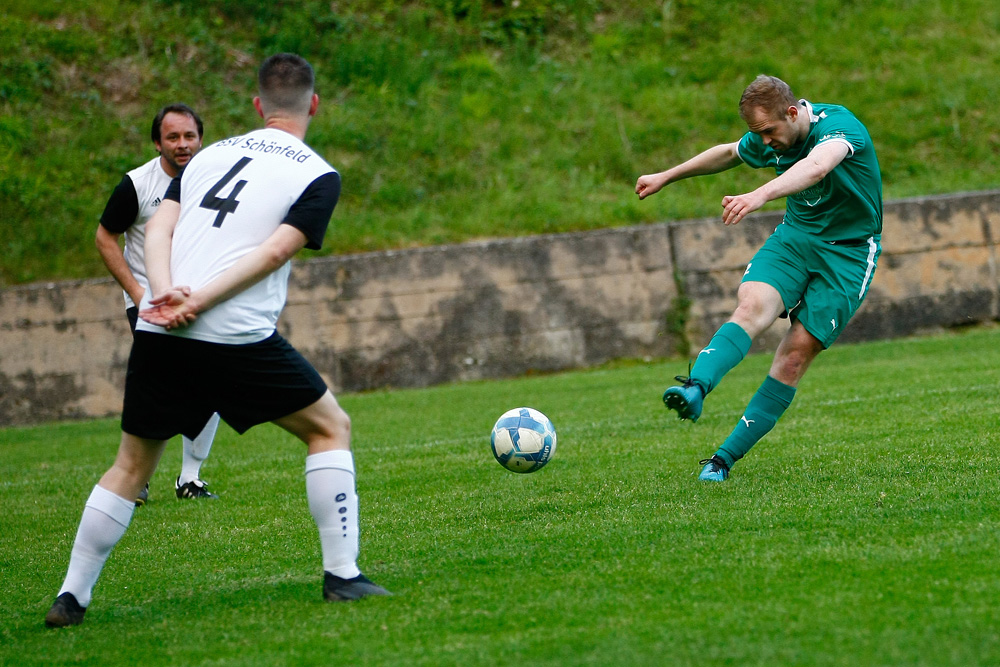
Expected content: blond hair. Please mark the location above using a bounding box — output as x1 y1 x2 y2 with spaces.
739 75 797 122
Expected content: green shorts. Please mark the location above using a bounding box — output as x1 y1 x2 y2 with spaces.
742 222 881 348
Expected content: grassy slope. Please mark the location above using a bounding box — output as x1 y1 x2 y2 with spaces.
2 0 999 286
2 327 999 665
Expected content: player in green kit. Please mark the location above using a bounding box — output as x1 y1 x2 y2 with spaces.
635 75 882 481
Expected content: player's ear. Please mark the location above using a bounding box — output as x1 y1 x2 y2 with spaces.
309 93 319 117
253 96 265 119
786 104 798 120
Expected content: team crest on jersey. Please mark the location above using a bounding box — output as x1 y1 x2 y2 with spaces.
793 182 824 206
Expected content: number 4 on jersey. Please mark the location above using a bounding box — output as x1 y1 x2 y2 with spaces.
201 157 252 227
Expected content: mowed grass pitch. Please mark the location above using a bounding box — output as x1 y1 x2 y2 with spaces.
2 327 999 666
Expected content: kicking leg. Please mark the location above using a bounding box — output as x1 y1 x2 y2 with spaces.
700 322 822 481
665 281 784 421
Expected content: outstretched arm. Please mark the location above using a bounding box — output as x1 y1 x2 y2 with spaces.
140 223 309 329
720 140 850 225
635 142 743 200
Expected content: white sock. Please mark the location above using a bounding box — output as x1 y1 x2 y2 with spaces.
57 485 135 607
305 450 361 579
179 413 221 484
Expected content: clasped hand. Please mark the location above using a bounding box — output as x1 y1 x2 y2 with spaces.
139 286 198 330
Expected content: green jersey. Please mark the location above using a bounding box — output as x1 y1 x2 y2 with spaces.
737 100 882 240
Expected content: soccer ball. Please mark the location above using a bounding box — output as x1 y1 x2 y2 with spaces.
490 407 557 473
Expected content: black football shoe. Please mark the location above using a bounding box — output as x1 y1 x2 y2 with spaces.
44 592 86 628
323 572 392 601
175 477 218 499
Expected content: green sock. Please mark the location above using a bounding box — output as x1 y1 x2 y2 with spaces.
717 375 796 467
690 322 752 395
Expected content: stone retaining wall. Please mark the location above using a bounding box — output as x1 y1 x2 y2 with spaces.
2 190 997 426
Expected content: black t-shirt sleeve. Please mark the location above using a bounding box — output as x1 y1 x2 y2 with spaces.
164 174 182 202
282 171 341 250
99 175 139 233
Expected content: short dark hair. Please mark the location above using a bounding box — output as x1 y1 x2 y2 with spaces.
151 103 204 144
257 53 315 116
739 75 797 122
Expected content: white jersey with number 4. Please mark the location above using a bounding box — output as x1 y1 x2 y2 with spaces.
136 127 339 344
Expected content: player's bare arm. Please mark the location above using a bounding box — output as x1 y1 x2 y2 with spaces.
95 225 144 306
143 199 181 297
720 140 850 226
188 223 308 314
139 199 192 328
142 224 310 330
635 142 742 200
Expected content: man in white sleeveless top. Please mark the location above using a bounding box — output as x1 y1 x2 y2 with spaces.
97 103 220 504
46 53 390 628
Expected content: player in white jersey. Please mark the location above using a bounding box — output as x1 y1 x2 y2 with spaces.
45 54 390 629
96 103 221 504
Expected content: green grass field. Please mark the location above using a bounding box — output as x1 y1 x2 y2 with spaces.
5 0 1000 286
3 326 1000 666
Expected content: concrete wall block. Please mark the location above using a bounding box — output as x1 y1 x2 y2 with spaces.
0 369 90 425
883 191 999 253
671 212 782 272
682 266 742 316
543 225 675 277
846 289 996 341
0 318 128 377
0 280 122 328
984 197 1000 244
872 246 994 299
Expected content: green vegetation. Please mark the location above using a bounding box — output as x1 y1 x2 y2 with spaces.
3 1 999 286
3 327 1000 665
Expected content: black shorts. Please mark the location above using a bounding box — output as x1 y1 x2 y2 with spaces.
126 306 139 335
121 330 328 440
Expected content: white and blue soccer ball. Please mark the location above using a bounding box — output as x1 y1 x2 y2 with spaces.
490 407 557 473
